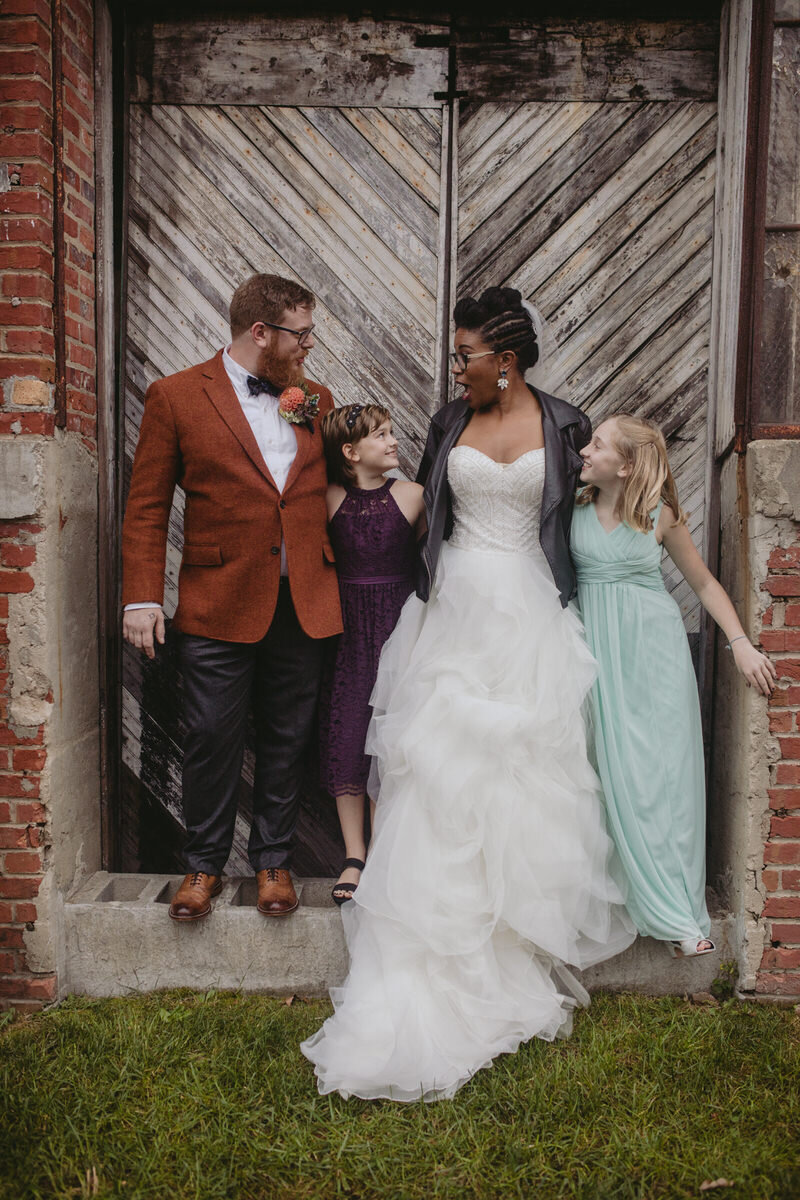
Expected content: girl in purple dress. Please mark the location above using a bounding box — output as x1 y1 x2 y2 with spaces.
319 404 424 904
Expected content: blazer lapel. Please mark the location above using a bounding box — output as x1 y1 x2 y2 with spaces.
201 351 278 492
281 422 312 495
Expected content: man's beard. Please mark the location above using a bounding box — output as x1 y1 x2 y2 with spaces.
257 344 305 391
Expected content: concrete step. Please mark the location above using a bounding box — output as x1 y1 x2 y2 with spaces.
63 872 735 999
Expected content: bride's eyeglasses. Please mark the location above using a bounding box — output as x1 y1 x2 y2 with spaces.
449 350 495 372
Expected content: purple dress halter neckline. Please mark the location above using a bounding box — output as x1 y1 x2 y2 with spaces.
318 481 416 797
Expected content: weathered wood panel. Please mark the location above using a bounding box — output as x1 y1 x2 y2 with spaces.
127 101 444 465
454 20 719 101
132 16 720 106
132 18 449 106
122 100 445 874
710 0 753 458
457 98 717 635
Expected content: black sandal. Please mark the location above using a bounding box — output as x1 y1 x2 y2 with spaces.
332 857 366 907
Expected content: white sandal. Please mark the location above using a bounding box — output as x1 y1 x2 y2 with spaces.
667 937 715 958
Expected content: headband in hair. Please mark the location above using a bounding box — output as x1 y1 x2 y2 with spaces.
345 405 364 432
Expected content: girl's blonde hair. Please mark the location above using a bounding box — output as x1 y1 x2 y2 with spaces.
321 403 392 486
577 414 687 533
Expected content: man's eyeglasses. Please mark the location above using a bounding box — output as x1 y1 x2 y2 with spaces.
449 350 495 372
262 321 315 346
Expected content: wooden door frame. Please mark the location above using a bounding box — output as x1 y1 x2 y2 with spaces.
95 0 129 869
735 0 800 443
101 2 727 870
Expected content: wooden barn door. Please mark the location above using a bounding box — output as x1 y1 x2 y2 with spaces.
454 16 719 639
120 13 719 876
121 19 450 874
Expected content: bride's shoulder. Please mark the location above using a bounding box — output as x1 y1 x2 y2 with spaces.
532 387 589 432
430 397 469 431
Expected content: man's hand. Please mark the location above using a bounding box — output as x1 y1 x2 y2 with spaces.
122 608 166 659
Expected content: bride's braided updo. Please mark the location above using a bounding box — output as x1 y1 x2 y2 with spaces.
453 286 539 373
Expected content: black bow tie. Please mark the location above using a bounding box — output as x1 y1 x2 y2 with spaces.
246 375 278 397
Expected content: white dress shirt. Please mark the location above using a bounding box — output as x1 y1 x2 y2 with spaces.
221 345 298 495
125 346 297 608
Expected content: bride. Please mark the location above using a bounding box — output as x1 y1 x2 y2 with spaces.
301 287 635 1101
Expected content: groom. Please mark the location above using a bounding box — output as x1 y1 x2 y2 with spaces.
122 274 342 920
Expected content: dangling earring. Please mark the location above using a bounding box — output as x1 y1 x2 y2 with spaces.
497 368 509 391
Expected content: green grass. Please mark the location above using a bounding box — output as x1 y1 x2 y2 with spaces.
1 991 798 1200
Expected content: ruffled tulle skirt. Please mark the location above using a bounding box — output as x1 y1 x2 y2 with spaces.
301 543 635 1101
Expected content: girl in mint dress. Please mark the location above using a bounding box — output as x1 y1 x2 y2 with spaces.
571 414 776 957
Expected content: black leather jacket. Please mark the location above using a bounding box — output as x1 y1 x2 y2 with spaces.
415 387 591 607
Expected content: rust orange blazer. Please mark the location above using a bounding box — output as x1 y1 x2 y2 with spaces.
122 350 343 643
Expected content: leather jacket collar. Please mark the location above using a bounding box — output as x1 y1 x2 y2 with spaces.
416 387 591 606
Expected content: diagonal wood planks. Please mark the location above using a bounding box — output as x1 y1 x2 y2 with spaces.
123 88 719 875
123 101 446 874
126 102 445 474
457 99 717 633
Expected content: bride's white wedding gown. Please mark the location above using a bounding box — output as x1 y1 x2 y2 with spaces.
302 445 635 1101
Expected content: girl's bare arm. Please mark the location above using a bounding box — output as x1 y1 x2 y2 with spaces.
391 480 425 529
660 509 777 696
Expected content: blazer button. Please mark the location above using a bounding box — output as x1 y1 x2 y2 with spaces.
270 546 280 556
279 500 286 509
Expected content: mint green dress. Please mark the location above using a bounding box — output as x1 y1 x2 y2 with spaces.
570 499 711 945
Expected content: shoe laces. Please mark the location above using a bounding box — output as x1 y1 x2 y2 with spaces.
263 867 281 882
189 871 209 887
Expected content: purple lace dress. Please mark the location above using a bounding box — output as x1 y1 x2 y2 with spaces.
319 481 417 797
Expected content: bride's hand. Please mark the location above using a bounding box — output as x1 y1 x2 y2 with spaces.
732 638 777 696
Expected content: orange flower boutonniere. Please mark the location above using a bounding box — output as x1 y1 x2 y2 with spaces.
278 382 321 432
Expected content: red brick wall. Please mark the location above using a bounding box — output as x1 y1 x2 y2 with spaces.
1 0 96 445
0 0 96 1010
58 0 97 449
758 541 800 996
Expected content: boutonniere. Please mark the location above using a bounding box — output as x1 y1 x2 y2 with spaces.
278 383 320 432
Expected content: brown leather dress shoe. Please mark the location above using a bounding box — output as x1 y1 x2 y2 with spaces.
256 868 299 916
169 872 222 921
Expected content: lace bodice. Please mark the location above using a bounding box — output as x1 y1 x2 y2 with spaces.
447 445 546 556
329 481 417 581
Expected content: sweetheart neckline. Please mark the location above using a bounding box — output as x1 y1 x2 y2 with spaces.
450 445 545 468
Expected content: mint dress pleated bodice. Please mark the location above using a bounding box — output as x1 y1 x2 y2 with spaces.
570 499 710 945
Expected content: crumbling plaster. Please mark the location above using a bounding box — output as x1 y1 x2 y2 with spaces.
711 441 800 991
2 433 101 980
